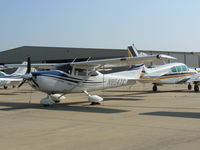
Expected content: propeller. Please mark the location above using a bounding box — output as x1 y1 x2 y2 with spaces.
18 57 39 88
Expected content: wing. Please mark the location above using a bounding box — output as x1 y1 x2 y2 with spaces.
70 55 176 69
1 54 176 70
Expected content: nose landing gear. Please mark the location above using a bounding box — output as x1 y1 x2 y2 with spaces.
152 84 158 92
188 83 192 90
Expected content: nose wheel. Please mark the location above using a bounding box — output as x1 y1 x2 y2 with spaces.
153 84 158 92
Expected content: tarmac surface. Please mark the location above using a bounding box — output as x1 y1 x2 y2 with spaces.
0 83 200 150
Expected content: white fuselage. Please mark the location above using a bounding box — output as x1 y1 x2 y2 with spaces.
140 63 197 85
30 68 141 94
0 76 22 87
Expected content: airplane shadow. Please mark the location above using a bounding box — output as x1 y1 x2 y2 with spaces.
103 97 143 101
0 90 37 95
0 101 128 114
103 89 190 95
140 111 200 119
0 93 18 96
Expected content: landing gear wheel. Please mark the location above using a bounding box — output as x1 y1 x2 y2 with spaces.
54 100 60 104
90 102 101 105
194 85 199 92
43 104 51 107
153 85 157 92
40 97 55 106
3 86 8 89
12 85 16 88
188 84 192 90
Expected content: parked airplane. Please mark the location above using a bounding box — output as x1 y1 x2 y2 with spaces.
128 46 197 92
187 52 200 91
139 63 197 91
3 47 175 106
0 62 27 89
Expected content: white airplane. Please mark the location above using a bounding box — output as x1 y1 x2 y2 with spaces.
0 62 27 89
139 63 197 91
187 52 200 91
3 46 175 106
127 46 197 91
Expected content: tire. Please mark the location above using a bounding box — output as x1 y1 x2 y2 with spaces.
188 84 192 90
3 86 8 89
194 85 199 92
153 85 157 92
54 100 60 104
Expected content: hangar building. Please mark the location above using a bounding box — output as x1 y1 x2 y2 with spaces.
0 46 199 68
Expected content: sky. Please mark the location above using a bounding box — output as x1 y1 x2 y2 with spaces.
0 0 200 51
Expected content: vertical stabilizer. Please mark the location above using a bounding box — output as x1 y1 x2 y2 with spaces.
127 44 139 57
11 62 27 76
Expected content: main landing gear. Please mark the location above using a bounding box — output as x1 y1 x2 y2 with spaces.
152 84 158 92
188 83 192 91
194 84 199 92
40 92 104 106
84 91 103 105
40 94 66 106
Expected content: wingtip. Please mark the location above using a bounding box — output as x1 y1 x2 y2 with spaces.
157 54 177 60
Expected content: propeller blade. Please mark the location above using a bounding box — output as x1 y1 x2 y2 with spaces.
18 79 27 88
27 57 31 73
30 79 39 88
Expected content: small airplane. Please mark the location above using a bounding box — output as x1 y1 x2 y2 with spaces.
128 46 197 92
0 62 27 89
3 46 175 106
139 63 197 91
186 52 200 91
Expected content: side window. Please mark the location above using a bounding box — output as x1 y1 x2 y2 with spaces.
176 66 182 72
74 68 87 76
171 67 177 72
181 65 187 71
89 72 98 76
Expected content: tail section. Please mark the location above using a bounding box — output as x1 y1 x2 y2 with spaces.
127 44 139 57
128 44 150 74
11 62 27 76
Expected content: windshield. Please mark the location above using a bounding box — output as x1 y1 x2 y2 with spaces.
0 72 5 76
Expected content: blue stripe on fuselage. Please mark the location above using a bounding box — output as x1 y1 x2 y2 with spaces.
32 70 103 84
32 70 81 80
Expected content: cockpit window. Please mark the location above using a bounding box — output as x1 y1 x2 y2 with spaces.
181 65 188 71
177 66 182 72
171 66 177 72
56 65 72 74
171 65 188 73
74 68 87 76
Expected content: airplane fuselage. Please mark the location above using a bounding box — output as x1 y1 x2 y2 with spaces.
140 63 197 85
0 77 22 87
30 70 135 94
